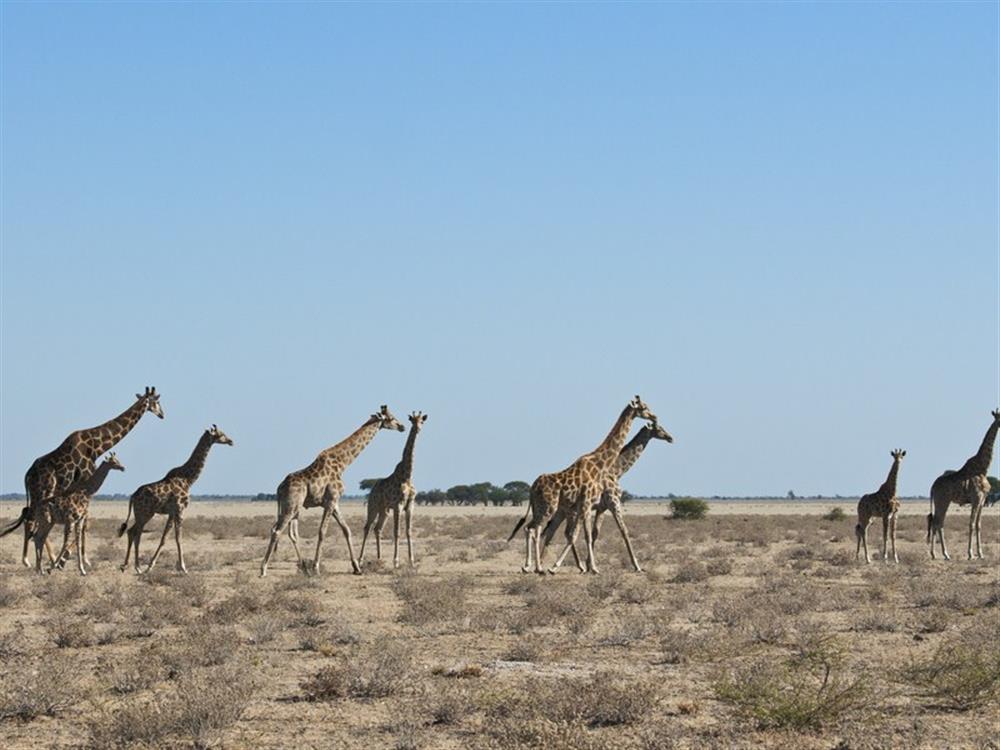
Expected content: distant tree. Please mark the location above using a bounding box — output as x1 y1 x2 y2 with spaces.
416 489 446 506
359 478 379 492
670 497 708 520
621 489 635 503
446 485 471 506
988 476 1000 506
503 481 530 506
470 482 494 506
787 490 796 500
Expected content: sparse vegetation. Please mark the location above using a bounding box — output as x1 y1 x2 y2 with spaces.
669 497 708 520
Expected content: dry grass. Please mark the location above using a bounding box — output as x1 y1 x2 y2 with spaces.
0 506 997 750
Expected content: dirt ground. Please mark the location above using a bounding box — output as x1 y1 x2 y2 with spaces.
0 500 997 750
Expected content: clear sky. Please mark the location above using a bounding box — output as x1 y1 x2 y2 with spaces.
1 2 997 499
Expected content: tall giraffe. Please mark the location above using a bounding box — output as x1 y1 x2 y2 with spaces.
358 411 428 569
118 425 233 574
25 454 125 576
507 396 656 575
855 449 905 564
928 409 1000 560
542 420 674 572
18 387 164 567
259 405 405 577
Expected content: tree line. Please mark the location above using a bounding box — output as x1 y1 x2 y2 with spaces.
358 479 532 506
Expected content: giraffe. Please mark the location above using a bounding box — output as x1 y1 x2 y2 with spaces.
506 396 657 575
855 450 905 564
30 454 125 575
118 425 233 574
927 409 1000 560
542 420 674 572
358 411 428 569
259 405 405 577
17 387 164 567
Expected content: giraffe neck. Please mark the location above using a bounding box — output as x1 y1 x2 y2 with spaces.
878 458 902 497
81 398 147 458
614 426 654 479
962 419 1000 476
393 427 421 481
324 419 381 467
166 432 215 484
591 404 639 472
79 462 117 496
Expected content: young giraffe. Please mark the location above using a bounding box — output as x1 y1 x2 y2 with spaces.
855 450 905 564
358 411 428 569
118 425 233 574
259 405 405 577
927 409 1000 560
17 387 164 567
542 420 674 572
507 396 657 575
34 454 125 575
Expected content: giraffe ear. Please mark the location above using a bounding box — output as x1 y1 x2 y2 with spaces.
421 414 428 423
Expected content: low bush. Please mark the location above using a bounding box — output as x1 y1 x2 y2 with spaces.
713 638 875 729
393 573 471 627
669 498 708 520
301 640 413 700
823 507 848 522
900 630 1000 710
0 659 85 722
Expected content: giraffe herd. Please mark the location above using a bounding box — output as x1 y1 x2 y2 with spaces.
1 389 998 577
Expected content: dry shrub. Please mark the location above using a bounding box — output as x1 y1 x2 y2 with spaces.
671 561 709 584
428 685 474 725
0 658 86 722
88 661 256 749
713 638 876 730
109 652 165 695
301 639 413 700
853 607 900 633
618 577 657 604
597 616 652 647
270 590 324 627
298 618 361 652
503 640 548 663
900 628 1000 710
247 613 288 645
478 540 507 560
155 624 241 678
31 575 87 609
393 573 471 626
910 578 992 611
131 585 192 630
209 588 267 624
705 558 733 576
448 549 475 563
0 629 27 659
48 615 97 648
0 576 24 607
914 607 952 634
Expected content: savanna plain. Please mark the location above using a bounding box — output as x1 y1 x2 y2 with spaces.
0 501 997 750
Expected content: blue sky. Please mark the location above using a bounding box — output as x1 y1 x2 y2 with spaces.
1 2 997 498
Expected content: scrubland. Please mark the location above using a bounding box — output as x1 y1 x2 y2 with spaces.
0 503 997 749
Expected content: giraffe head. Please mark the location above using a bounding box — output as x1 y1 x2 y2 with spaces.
372 405 406 432
136 386 165 419
891 449 906 461
629 395 656 424
102 452 126 472
648 420 674 444
207 424 235 446
408 411 428 432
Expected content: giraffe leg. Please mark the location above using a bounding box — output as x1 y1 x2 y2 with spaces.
21 519 32 568
858 518 871 564
144 517 172 573
75 521 87 576
967 505 976 560
392 507 401 569
593 507 607 545
404 504 415 566
375 512 388 561
358 509 377 566
522 524 534 574
173 515 187 573
310 505 333 576
330 506 361 574
974 501 985 559
548 513 582 574
881 515 890 562
610 501 642 572
562 516 585 573
889 513 898 563
261 515 290 577
80 516 91 569
53 524 72 572
288 517 305 567
34 519 53 575
583 502 599 574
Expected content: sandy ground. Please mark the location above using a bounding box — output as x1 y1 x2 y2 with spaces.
0 503 997 750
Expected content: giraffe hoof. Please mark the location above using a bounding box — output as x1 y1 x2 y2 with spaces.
520 566 531 574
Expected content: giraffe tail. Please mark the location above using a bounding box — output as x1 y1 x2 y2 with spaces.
0 507 29 538
926 492 934 542
117 495 134 537
507 507 531 543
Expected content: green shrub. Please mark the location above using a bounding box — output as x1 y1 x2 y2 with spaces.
823 507 848 522
900 631 1000 710
669 498 708 520
713 638 875 729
